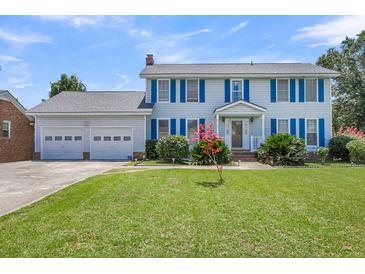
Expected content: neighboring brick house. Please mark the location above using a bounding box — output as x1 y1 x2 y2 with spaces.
0 90 34 162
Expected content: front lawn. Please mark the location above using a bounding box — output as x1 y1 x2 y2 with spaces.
1 168 365 257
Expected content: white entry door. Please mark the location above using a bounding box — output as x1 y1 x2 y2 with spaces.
230 119 250 150
90 127 133 160
42 127 83 160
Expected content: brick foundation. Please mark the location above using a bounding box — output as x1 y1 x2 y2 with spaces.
0 99 34 163
133 152 145 160
83 152 90 160
33 152 41 160
307 152 319 160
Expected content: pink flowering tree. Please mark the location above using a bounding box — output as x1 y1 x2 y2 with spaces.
194 123 225 184
337 126 365 139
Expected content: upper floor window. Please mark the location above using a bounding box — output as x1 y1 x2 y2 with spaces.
232 80 243 102
305 79 317 102
307 119 318 146
277 119 289 134
187 119 198 144
277 79 289 102
158 119 169 139
158 79 169 102
187 79 199 102
2 120 10 139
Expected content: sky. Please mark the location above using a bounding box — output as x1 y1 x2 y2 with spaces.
0 15 365 108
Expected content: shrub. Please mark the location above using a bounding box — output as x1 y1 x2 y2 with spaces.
145 139 158 159
191 139 232 165
257 133 307 166
337 126 365 139
328 135 356 161
316 147 329 164
346 139 365 164
156 135 189 162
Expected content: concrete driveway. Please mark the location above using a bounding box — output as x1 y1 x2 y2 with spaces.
0 161 126 217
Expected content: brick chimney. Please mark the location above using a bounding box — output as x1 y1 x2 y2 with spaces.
146 54 154 66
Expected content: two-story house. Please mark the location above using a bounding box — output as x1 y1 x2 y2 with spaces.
27 54 339 160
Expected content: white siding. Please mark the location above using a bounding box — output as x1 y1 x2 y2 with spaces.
35 115 146 153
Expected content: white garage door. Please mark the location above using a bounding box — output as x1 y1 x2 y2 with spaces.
42 127 83 160
90 127 133 160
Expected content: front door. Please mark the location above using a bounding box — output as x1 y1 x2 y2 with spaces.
231 120 243 148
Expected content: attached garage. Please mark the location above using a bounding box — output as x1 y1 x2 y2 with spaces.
42 127 83 160
90 127 133 160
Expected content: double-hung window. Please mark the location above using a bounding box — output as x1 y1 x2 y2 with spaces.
277 119 289 134
2 120 10 139
277 79 289 102
306 119 318 146
187 119 198 144
187 80 199 102
158 119 169 139
232 80 243 102
305 79 317 102
158 80 169 102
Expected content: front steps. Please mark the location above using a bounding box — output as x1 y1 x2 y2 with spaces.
232 150 257 162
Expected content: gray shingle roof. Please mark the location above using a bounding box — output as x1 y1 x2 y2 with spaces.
27 91 153 114
140 63 339 77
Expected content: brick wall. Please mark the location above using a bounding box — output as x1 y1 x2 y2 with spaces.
0 99 34 162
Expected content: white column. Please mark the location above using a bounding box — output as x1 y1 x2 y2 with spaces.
216 114 219 136
261 114 265 140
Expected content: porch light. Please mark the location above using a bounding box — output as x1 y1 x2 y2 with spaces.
250 117 254 123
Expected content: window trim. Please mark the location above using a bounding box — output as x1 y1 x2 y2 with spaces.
305 118 319 147
157 79 170 103
186 78 200 103
304 78 318 102
276 118 290 134
186 118 199 144
2 120 11 139
157 118 170 139
231 79 243 103
276 78 290 103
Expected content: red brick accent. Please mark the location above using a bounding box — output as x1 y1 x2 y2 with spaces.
83 152 90 160
0 100 34 163
307 152 318 160
133 152 145 159
33 152 41 161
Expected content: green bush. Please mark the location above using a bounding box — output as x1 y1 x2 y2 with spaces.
257 133 307 166
328 135 356 161
316 147 329 164
145 140 158 159
191 139 232 165
156 135 189 162
346 139 365 164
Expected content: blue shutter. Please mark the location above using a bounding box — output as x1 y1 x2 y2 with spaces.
170 118 176 135
151 119 157 140
180 118 186 136
290 79 296 103
224 79 230 103
199 118 205 127
151 80 157 103
299 118 305 140
271 118 277 135
180 79 186 103
318 79 324 102
319 118 325 146
270 79 276 103
199 79 205 103
290 118 296 136
299 79 305 102
244 79 250 102
170 79 176 103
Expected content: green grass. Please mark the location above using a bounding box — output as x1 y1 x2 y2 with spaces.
1 168 365 257
127 159 238 166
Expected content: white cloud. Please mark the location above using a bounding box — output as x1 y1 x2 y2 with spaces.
8 74 33 89
228 20 249 36
291 16 365 48
263 44 275 50
0 55 22 63
112 73 130 91
217 52 300 64
40 16 105 28
0 28 52 45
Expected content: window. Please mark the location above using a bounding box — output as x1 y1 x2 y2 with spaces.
65 136 72 141
307 119 318 146
306 79 317 102
75 136 82 141
158 119 169 139
158 79 169 102
113 136 121 141
104 136 111 141
277 119 289 134
187 119 198 144
55 136 62 141
231 80 243 102
45 136 52 141
123 136 131 141
187 79 199 102
93 136 101 141
277 79 289 102
2 120 10 138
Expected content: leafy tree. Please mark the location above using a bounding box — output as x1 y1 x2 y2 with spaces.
316 31 365 131
49 73 86 98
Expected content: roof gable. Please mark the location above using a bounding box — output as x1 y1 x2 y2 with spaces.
0 90 28 114
214 100 266 115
